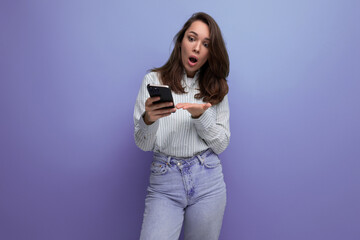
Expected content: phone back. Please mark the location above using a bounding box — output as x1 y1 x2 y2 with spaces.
147 84 174 107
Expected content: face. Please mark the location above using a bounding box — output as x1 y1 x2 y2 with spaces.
181 20 210 78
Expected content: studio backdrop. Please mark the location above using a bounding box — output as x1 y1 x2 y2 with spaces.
1 0 359 239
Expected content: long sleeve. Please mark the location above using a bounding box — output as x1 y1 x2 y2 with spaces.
192 94 230 154
133 74 159 151
133 71 230 157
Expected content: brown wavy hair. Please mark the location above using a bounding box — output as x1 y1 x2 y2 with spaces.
152 12 229 105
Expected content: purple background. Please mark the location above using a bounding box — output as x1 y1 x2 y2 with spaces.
1 0 359 239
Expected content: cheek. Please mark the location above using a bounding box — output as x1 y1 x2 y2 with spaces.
182 41 191 52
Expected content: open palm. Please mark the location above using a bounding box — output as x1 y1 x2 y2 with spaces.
176 102 212 118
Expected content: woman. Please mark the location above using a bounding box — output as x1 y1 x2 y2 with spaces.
134 12 230 240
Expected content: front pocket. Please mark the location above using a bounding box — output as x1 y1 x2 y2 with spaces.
150 161 168 175
203 154 221 169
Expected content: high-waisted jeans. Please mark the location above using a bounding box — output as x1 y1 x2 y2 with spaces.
140 148 226 240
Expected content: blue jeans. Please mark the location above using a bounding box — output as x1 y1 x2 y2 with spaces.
140 149 226 240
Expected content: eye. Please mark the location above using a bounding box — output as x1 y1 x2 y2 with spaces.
203 42 209 48
188 36 195 42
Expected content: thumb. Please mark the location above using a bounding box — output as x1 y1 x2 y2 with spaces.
203 103 212 110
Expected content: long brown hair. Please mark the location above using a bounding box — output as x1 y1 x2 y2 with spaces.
152 12 229 105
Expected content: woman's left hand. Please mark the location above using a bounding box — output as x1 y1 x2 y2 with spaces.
176 102 212 118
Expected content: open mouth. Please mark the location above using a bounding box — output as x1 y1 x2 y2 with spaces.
188 56 198 67
189 57 198 63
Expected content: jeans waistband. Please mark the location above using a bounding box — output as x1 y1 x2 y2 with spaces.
153 148 214 166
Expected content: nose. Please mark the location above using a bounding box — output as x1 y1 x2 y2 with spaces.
193 41 201 53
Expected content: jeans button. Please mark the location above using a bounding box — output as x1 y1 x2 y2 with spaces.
177 162 181 166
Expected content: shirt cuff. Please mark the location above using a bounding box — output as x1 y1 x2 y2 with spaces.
138 112 160 135
192 107 216 131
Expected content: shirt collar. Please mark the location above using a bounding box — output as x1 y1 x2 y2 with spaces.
183 70 200 80
183 70 199 88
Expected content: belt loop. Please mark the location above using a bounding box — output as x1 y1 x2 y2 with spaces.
197 154 204 165
167 156 171 166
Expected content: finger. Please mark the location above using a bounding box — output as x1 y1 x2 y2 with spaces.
182 103 194 110
154 107 176 115
145 96 160 107
151 96 161 102
157 113 172 118
151 102 174 110
203 103 212 110
176 103 186 109
149 96 161 104
178 103 193 109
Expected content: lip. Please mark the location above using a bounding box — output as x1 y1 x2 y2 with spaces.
188 55 199 67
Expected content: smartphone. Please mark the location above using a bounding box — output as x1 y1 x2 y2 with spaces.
147 84 174 109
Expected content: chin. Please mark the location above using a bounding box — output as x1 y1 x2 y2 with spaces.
185 69 196 77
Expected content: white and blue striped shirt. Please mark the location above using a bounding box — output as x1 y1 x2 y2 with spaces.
133 71 230 158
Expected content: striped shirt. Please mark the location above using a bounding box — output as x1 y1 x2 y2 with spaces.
133 71 230 158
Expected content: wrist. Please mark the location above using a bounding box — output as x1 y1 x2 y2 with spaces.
143 112 154 125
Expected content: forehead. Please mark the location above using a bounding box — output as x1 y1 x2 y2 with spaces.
186 20 210 39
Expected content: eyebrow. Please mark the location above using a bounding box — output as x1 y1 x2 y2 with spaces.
189 31 210 41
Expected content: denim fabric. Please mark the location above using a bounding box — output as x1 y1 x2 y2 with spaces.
140 149 226 240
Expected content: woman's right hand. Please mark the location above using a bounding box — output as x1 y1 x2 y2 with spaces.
143 96 176 125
